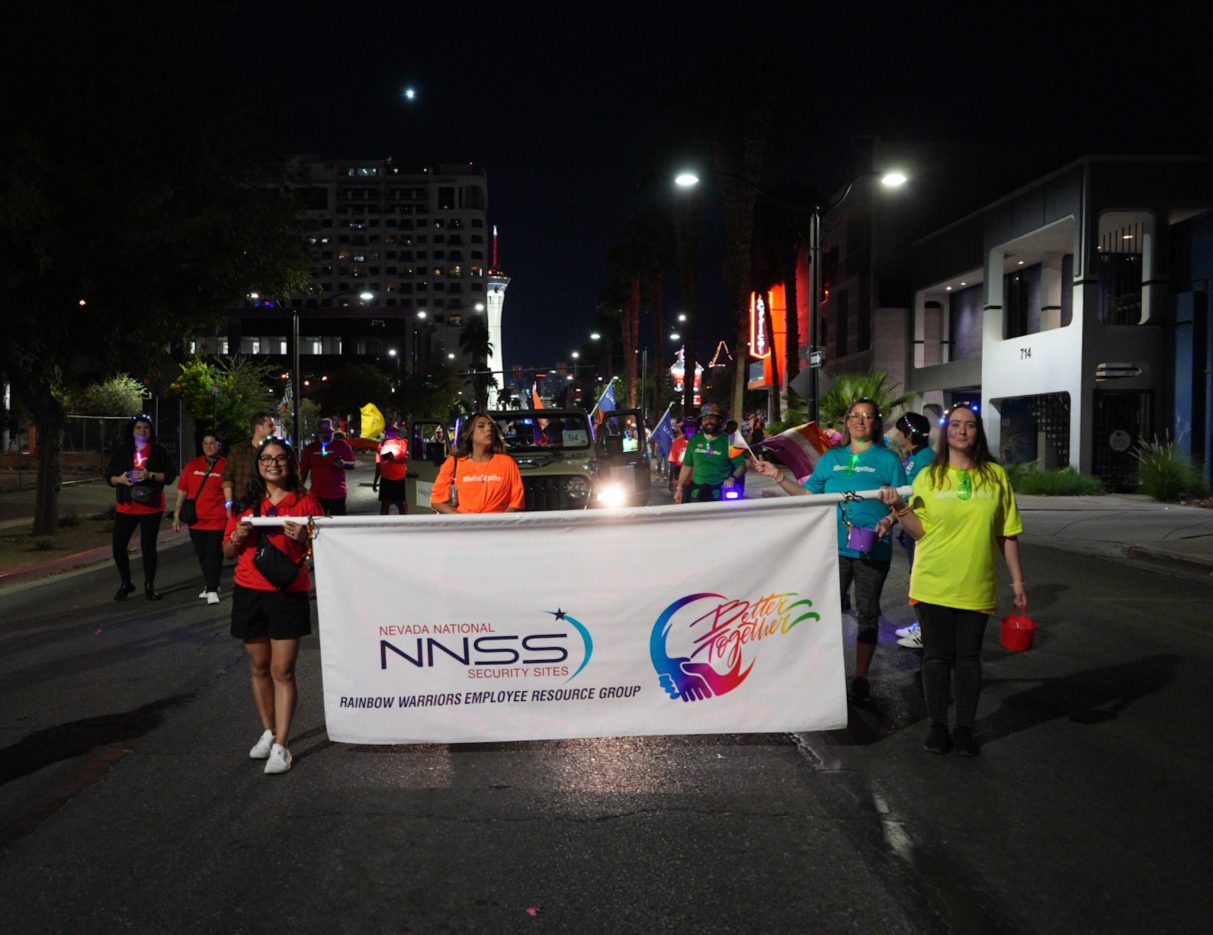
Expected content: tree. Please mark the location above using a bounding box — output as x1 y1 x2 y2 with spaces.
0 6 309 534
397 360 461 422
818 372 913 428
69 375 146 417
167 357 278 450
314 363 393 426
657 48 811 422
458 317 494 412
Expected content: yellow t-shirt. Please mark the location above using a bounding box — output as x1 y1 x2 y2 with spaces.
908 463 1024 614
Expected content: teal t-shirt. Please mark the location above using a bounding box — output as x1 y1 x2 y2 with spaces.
682 433 744 486
905 447 934 485
805 444 907 559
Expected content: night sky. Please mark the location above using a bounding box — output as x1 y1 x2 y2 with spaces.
56 3 1213 371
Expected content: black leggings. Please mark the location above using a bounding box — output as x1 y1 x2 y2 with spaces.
189 528 224 592
915 601 989 728
113 511 163 585
839 555 891 645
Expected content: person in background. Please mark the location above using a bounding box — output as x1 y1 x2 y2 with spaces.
751 398 905 702
222 411 275 517
105 414 177 602
673 404 744 504
750 411 765 446
373 425 409 515
300 418 357 516
173 433 228 604
430 414 525 514
891 411 936 648
222 437 323 775
667 418 696 495
878 402 1026 757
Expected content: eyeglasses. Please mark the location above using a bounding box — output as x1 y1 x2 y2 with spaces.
847 413 876 422
258 455 291 465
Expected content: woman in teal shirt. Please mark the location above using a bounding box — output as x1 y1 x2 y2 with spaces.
754 398 906 701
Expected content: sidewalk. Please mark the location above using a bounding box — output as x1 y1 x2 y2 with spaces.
741 475 1213 578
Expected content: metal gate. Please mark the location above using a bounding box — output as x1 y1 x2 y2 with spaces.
1092 390 1152 491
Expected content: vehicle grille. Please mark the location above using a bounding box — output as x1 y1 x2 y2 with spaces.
522 475 584 511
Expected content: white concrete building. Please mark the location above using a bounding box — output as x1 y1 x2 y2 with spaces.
909 156 1213 488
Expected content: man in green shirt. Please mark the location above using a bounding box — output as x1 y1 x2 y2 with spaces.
673 404 746 503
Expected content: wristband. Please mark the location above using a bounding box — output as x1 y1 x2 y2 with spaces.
225 500 234 509
892 503 911 517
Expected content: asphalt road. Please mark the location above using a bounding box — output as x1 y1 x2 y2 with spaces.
1 481 1211 933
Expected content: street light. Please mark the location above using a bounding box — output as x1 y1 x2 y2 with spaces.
673 167 908 422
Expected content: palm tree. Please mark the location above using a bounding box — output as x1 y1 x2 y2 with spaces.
818 372 913 428
458 316 493 412
658 49 810 423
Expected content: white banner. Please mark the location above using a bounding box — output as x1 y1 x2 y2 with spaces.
310 497 848 744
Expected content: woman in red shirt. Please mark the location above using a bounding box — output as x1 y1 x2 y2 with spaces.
430 414 524 514
173 433 228 605
105 414 177 601
222 438 323 775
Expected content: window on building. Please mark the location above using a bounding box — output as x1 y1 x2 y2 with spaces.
438 187 456 209
1004 264 1042 338
949 285 982 359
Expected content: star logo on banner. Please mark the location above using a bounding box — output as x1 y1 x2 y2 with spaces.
548 608 566 621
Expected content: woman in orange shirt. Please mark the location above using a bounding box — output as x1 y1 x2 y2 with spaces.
430 414 525 514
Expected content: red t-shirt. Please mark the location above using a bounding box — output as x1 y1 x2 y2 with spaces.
178 456 228 530
117 445 164 515
668 436 689 466
300 438 355 499
223 491 323 592
376 437 409 482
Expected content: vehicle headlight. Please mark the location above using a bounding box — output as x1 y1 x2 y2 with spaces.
565 476 591 500
596 483 626 509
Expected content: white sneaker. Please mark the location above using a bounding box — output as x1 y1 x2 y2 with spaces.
898 630 923 649
895 621 920 639
206 591 220 605
249 729 275 759
264 743 293 775
198 590 208 599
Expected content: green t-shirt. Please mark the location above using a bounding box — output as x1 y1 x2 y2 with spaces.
681 433 744 486
908 463 1024 614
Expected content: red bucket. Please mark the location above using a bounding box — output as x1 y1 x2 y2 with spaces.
1000 612 1039 652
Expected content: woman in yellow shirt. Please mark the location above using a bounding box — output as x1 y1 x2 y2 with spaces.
879 402 1027 757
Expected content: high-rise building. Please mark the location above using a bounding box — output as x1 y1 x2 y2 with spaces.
203 157 492 414
484 225 510 408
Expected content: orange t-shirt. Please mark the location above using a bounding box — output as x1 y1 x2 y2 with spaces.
429 453 525 514
376 437 409 482
669 436 689 465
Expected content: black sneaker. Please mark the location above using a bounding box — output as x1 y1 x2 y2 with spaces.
924 722 952 754
144 583 163 602
114 581 135 601
951 726 979 757
849 676 870 702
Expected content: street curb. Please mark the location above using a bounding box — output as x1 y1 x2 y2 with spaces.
1126 544 1213 577
0 526 190 589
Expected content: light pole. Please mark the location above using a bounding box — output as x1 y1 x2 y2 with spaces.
674 169 907 423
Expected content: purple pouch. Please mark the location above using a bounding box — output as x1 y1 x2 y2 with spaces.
846 524 878 552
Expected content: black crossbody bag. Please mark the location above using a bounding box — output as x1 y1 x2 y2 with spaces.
178 461 216 525
251 502 305 590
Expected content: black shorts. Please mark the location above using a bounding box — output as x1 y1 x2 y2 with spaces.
378 478 407 502
230 585 312 641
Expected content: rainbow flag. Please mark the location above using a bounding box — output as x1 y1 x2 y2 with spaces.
728 426 752 459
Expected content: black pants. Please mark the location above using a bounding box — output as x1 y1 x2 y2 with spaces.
839 555 891 645
915 601 989 728
113 511 162 585
189 528 224 592
318 497 346 516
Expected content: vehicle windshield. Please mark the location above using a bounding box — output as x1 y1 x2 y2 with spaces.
493 413 592 453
